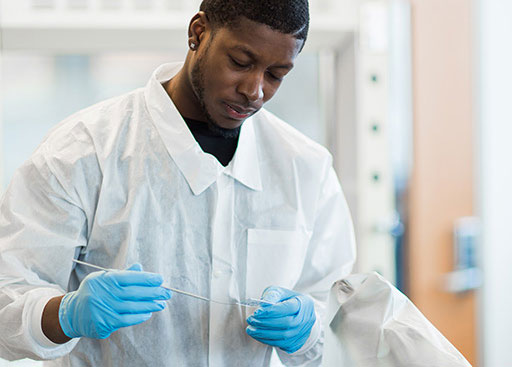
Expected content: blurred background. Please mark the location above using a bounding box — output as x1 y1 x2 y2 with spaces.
0 0 510 366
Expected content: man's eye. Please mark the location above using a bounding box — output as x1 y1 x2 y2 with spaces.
267 72 283 82
230 57 248 68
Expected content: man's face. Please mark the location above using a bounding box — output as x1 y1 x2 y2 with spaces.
189 16 304 131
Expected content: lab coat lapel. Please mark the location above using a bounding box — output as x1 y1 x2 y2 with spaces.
225 118 263 192
144 63 224 196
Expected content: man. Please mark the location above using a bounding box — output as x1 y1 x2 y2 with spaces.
0 0 355 365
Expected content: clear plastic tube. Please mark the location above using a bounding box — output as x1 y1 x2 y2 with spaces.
72 259 273 308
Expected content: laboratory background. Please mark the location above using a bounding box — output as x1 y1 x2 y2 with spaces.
0 0 510 366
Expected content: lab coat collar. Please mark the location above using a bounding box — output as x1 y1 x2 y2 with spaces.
225 118 263 192
144 63 262 195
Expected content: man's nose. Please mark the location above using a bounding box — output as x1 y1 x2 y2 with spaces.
237 71 264 103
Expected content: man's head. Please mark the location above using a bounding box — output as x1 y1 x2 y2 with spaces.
175 0 309 136
199 0 310 48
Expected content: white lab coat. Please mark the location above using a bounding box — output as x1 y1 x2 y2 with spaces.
0 63 356 366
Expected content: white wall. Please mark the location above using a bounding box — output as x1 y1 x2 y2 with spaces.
476 1 512 366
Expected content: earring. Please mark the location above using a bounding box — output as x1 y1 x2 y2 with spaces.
190 42 197 50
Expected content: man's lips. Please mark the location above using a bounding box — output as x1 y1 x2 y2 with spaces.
224 102 254 119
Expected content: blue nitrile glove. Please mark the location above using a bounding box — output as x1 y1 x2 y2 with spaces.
59 263 171 339
246 286 316 354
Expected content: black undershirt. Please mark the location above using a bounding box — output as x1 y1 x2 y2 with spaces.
183 117 240 167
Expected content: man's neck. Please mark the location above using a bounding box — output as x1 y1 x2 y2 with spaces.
164 65 207 122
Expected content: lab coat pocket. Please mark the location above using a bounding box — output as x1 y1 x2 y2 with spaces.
246 229 309 299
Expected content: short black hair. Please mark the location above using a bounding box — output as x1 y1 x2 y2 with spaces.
199 0 309 46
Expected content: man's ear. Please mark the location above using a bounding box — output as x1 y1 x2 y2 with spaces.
188 11 209 50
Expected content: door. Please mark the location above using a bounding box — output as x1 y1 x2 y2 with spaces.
407 0 476 365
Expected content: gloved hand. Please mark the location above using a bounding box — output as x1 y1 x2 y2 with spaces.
59 263 171 339
246 286 316 354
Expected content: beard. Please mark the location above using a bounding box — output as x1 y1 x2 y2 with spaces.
190 46 241 139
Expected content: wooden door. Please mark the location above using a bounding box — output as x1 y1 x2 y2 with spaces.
407 0 476 365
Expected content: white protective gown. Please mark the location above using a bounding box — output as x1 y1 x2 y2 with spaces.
0 63 356 366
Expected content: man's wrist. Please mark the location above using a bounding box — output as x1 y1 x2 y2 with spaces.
41 295 72 344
